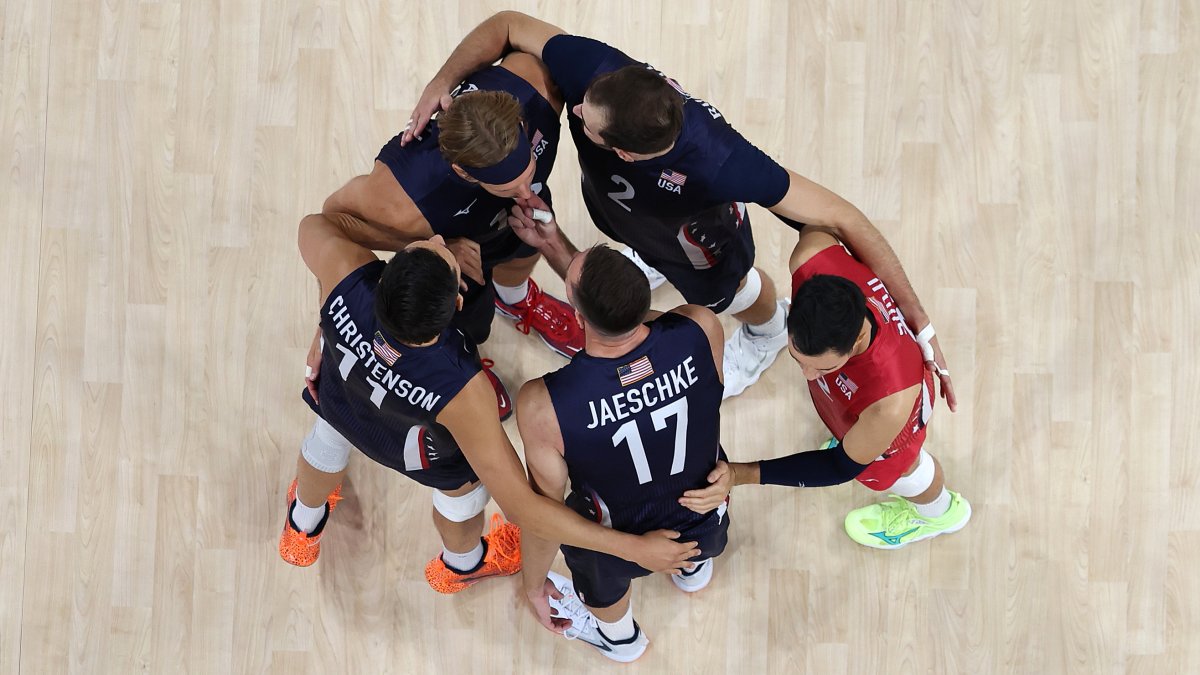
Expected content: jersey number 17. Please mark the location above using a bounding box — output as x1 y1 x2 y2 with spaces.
610 398 689 485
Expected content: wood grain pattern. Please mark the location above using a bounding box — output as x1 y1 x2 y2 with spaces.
4 1 1197 673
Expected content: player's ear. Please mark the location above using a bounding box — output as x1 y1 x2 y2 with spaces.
450 164 476 182
613 148 636 163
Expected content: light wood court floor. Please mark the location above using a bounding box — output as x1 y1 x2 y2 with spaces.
2 1 1197 673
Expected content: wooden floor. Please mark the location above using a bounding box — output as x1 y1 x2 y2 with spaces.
2 1 1197 673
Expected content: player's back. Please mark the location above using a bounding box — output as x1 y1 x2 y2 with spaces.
543 313 725 538
303 261 482 476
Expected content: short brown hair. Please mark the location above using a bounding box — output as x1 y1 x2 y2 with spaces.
585 66 683 154
572 244 652 336
437 91 524 168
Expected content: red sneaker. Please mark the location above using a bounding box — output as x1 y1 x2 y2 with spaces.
481 359 512 421
494 278 583 358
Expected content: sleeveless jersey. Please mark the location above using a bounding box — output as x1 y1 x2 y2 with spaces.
542 313 725 536
378 65 561 260
541 35 791 269
791 245 934 458
303 261 482 475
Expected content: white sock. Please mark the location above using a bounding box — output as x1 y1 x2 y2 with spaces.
493 279 530 305
290 497 327 534
912 488 952 519
746 303 785 337
442 540 484 573
596 603 636 642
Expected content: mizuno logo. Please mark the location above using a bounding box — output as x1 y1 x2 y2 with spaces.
455 199 478 216
869 527 919 546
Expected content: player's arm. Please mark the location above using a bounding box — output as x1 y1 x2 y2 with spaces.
666 305 725 383
438 375 700 573
768 171 956 410
505 194 580 277
515 379 574 633
499 52 565 114
726 383 921 487
404 12 566 143
297 213 378 305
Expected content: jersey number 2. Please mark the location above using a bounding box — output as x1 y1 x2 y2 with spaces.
606 175 635 213
610 398 689 485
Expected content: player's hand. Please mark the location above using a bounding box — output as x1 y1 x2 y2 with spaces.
401 80 454 146
446 237 484 289
304 326 322 404
507 194 558 250
912 324 957 412
628 530 701 574
524 577 571 634
678 460 732 514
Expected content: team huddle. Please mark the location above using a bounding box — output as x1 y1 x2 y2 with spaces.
278 12 971 662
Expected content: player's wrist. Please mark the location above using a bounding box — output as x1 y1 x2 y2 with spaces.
731 462 759 486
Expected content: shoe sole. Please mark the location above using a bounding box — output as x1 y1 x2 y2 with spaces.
846 498 973 550
427 566 520 594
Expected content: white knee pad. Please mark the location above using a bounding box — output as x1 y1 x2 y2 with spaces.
722 267 762 316
300 418 353 474
432 483 490 523
889 449 936 497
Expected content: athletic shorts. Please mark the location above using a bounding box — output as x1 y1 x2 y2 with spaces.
302 390 479 491
559 501 731 608
591 206 756 314
854 429 926 492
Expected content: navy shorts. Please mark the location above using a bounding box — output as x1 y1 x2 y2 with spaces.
302 390 479 491
560 504 731 608
590 204 756 314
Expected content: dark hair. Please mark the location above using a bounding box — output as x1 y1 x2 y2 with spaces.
585 66 683 154
374 248 459 344
788 275 868 356
572 244 652 336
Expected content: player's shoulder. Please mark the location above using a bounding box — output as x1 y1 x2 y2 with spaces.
788 227 844 272
498 53 563 111
666 304 721 338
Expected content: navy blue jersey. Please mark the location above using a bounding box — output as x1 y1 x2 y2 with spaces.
302 261 482 483
542 313 725 537
541 35 792 268
376 65 561 262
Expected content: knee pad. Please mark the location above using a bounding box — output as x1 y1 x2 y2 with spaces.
889 449 935 497
722 267 762 316
432 483 490 523
300 418 353 474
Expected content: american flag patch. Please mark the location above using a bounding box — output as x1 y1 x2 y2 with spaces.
836 373 858 395
373 331 402 366
617 355 654 387
532 129 544 146
660 169 687 186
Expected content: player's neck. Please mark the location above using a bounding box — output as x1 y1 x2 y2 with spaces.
848 318 873 358
584 324 651 358
619 141 675 162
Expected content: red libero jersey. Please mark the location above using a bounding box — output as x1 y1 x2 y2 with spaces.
791 245 934 459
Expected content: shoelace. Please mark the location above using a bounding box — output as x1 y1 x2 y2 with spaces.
553 587 599 641
512 285 573 340
485 514 521 566
882 496 919 533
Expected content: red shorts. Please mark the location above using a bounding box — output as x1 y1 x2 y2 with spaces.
853 428 925 491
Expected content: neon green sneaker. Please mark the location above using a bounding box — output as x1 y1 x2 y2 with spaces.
843 492 971 549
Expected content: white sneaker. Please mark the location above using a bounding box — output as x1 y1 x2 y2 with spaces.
671 558 713 592
546 571 650 663
620 247 667 291
722 299 789 399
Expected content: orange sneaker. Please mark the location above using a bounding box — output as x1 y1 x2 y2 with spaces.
424 513 522 594
278 479 343 567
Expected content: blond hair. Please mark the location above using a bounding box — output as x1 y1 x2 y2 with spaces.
437 91 524 168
